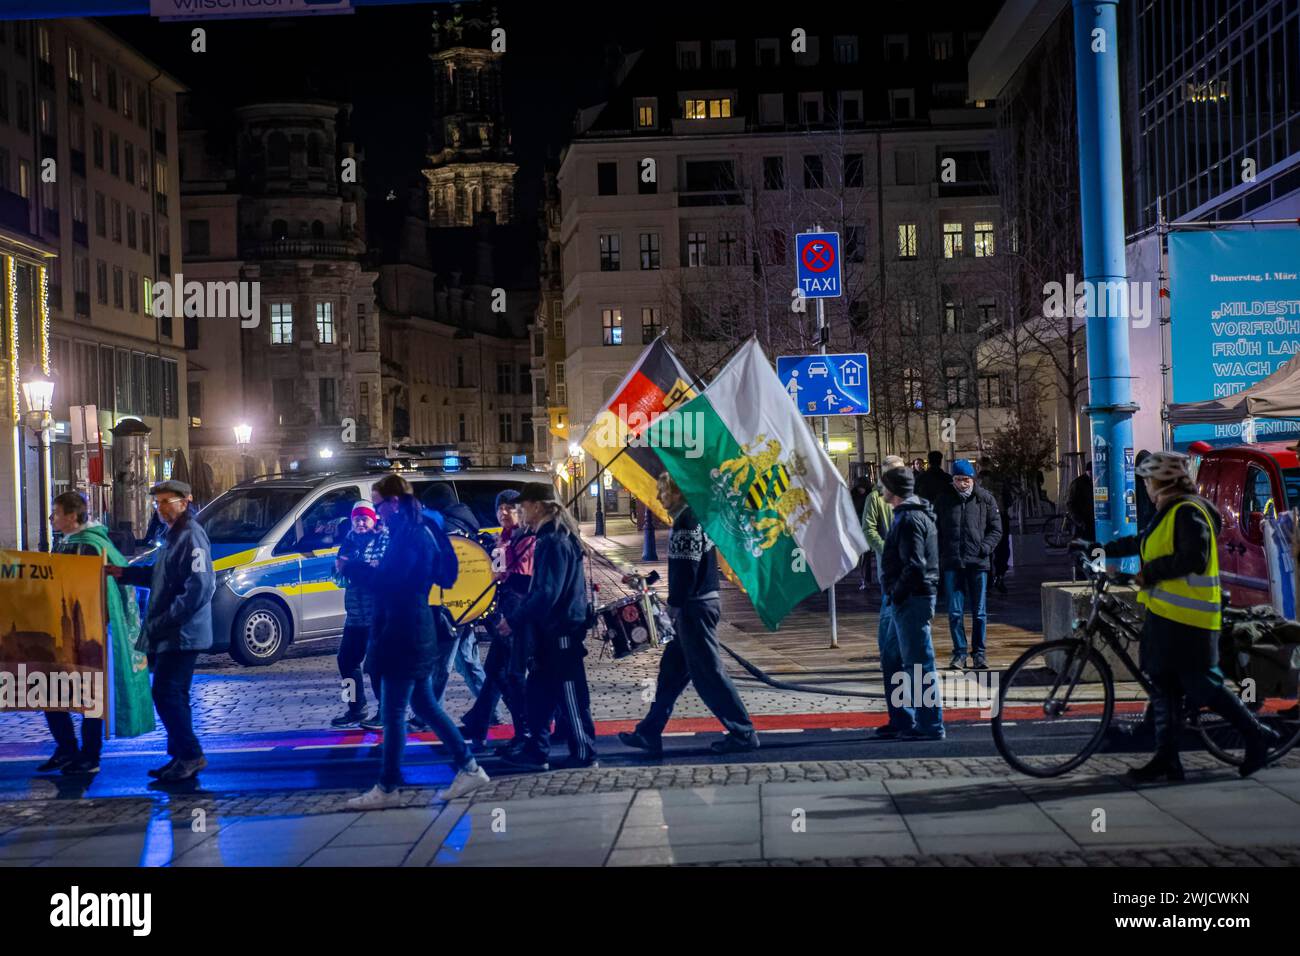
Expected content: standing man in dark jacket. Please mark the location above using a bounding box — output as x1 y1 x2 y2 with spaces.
1067 462 1096 542
108 480 215 782
934 459 1003 670
915 451 950 504
328 501 387 728
343 474 489 808
497 482 598 771
619 474 759 757
876 466 945 740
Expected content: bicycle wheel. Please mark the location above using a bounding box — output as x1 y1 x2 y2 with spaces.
1196 672 1300 767
992 639 1115 777
1043 514 1073 550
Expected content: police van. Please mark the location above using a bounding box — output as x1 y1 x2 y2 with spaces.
135 465 537 666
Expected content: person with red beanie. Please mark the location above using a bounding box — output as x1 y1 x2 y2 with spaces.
329 500 388 728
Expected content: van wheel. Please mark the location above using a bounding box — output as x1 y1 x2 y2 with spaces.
230 598 290 666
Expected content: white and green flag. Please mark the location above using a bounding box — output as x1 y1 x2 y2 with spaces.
646 339 869 630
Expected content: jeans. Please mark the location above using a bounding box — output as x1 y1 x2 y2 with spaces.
45 711 103 760
637 597 753 741
379 674 474 791
337 623 379 712
944 567 988 657
152 650 203 760
881 594 944 735
431 625 491 711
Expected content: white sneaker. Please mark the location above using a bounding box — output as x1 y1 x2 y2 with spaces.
347 784 403 810
437 766 490 801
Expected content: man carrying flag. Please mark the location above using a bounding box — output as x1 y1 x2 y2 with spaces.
619 471 760 757
644 339 868 632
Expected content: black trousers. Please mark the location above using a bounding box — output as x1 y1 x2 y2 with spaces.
152 650 203 760
337 623 379 711
45 711 103 759
636 597 754 741
525 633 596 761
463 629 528 737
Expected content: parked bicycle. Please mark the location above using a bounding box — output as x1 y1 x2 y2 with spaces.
1041 513 1077 550
991 549 1300 777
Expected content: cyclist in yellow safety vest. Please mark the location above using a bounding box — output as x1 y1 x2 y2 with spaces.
1098 451 1279 782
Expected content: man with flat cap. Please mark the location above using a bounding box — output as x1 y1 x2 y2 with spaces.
107 479 215 781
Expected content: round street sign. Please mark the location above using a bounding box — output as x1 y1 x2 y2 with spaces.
800 239 836 273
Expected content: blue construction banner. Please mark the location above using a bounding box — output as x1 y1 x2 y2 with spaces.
1168 230 1300 446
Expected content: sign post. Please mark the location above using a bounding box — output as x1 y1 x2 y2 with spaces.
795 229 844 647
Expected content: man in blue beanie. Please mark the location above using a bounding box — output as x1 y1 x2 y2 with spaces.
933 459 1002 670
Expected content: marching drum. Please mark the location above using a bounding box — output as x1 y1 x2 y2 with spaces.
428 535 498 625
598 595 652 658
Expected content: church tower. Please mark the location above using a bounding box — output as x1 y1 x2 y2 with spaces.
422 3 518 227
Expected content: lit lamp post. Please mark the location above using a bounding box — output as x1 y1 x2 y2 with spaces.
21 373 55 552
567 442 586 523
233 423 252 482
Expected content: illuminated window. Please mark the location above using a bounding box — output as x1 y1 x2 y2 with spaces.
270 302 293 345
974 221 995 257
601 308 623 345
316 302 335 343
897 223 917 259
942 222 963 258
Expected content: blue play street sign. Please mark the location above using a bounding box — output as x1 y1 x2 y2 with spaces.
777 353 871 416
794 231 842 298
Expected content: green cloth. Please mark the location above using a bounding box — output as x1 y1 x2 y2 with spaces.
861 488 893 556
66 523 156 738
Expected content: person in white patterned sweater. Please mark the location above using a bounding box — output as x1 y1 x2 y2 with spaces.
619 473 759 757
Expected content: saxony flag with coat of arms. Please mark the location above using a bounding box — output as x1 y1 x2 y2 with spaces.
646 339 868 630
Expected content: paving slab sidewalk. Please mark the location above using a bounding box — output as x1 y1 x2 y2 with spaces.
4 757 1300 867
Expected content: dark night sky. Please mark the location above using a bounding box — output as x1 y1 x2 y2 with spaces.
102 1 650 248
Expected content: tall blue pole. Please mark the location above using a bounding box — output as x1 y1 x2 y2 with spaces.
1072 0 1138 555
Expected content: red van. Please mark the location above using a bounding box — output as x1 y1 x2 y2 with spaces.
1191 441 1300 607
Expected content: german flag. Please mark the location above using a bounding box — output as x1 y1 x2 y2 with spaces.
579 336 697 524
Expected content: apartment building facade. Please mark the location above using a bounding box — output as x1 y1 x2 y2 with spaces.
0 18 185 545
557 18 1004 512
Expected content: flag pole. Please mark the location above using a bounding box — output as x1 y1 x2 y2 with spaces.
452 334 749 627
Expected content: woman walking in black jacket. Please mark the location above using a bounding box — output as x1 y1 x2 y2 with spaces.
343 474 490 809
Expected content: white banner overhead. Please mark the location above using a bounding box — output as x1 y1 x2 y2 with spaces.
151 0 352 21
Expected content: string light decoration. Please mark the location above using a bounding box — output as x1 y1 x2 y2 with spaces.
37 263 49 374
5 256 16 426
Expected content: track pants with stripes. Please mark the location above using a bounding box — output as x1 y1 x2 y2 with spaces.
526 631 597 762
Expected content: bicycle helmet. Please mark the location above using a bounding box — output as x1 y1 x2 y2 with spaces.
1134 450 1191 483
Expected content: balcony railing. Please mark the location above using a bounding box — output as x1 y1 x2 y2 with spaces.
240 238 358 260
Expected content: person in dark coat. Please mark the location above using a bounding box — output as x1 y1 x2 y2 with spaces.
328 501 387 728
915 451 950 504
1134 450 1157 529
1097 451 1278 781
109 480 215 782
877 466 945 740
933 459 1003 670
1067 462 1096 542
342 474 490 809
496 482 598 771
423 483 490 720
619 473 759 757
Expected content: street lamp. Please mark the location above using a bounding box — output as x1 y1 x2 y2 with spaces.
233 423 252 482
21 372 55 552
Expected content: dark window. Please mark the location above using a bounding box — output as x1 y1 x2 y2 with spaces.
844 153 864 188
763 156 785 190
319 377 338 425
596 161 618 196
803 155 825 189
684 159 736 192
599 233 620 271
186 218 210 256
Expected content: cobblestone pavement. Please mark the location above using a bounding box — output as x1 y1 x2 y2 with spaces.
0 526 1069 744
